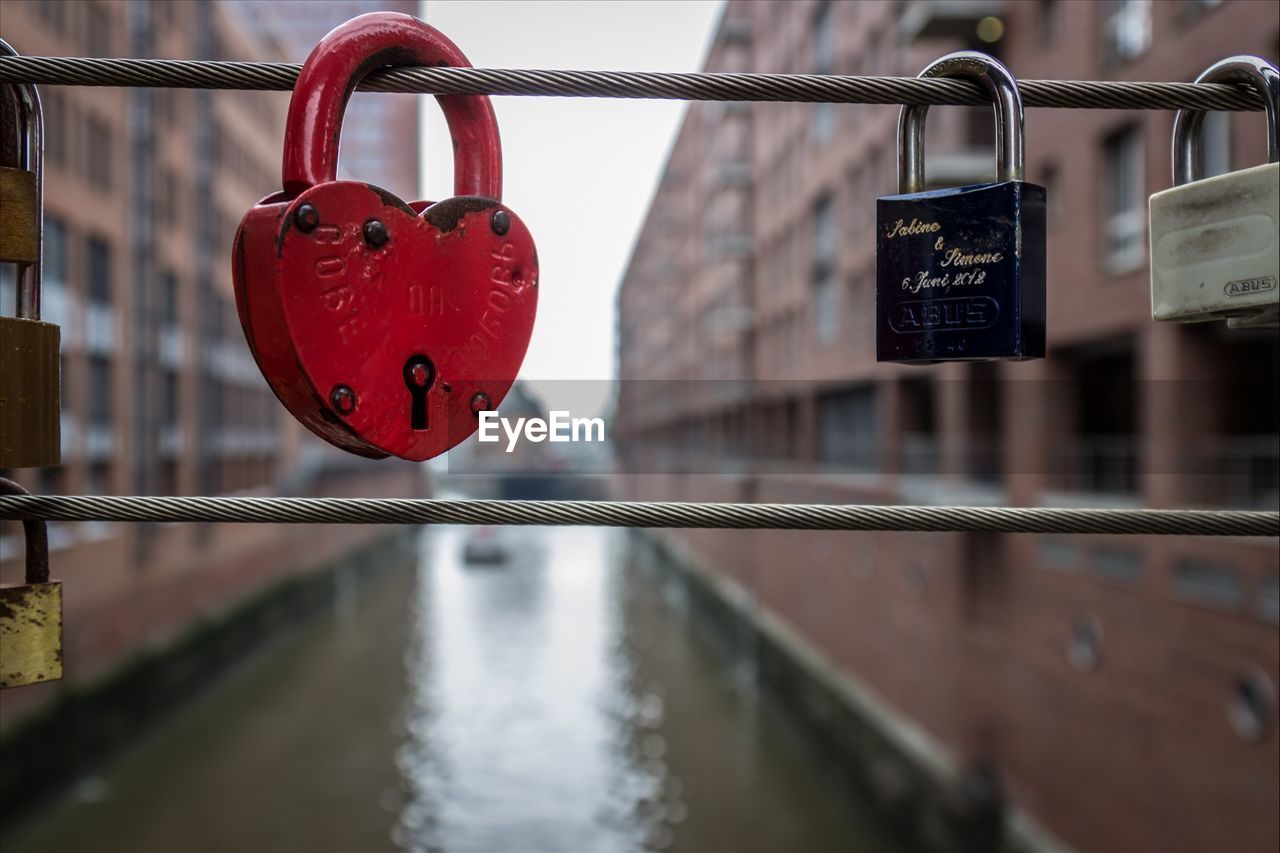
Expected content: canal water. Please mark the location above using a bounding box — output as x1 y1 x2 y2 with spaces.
8 525 895 852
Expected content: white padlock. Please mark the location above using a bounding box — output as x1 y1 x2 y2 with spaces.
1150 56 1279 326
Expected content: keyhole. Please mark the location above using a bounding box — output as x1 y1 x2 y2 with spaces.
403 355 435 431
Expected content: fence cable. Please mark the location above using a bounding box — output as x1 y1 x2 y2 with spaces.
0 54 1276 539
0 495 1275 536
0 56 1269 111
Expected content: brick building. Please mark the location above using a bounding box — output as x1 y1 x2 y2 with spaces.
229 0 422 203
615 1 1279 850
0 0 421 721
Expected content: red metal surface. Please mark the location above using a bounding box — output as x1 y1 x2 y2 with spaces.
282 11 501 199
234 13 537 462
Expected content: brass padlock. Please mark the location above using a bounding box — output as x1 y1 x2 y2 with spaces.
0 38 59 469
0 477 63 688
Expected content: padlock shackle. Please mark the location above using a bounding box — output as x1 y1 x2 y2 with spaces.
897 51 1024 196
0 39 43 321
282 12 501 200
0 478 48 585
1173 56 1279 187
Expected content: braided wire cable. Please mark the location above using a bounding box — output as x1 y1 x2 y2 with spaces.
0 495 1275 537
0 56 1268 111
0 54 1275 540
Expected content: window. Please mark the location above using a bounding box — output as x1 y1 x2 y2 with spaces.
1200 111 1231 179
847 166 867 234
162 370 179 427
868 146 888 197
1180 0 1224 22
1039 538 1080 572
811 2 836 145
160 272 179 326
1093 548 1142 585
1172 559 1243 611
813 194 837 269
42 218 71 329
1258 577 1279 625
1101 0 1151 63
866 29 884 76
1038 0 1061 45
87 355 112 425
818 386 878 471
0 264 12 313
44 90 68 167
1042 163 1063 228
86 116 112 191
1066 614 1104 673
1102 127 1145 272
814 274 838 343
38 0 68 33
155 169 181 226
812 195 838 344
86 1 112 57
86 463 112 497
61 355 70 409
45 219 69 287
87 237 112 304
846 273 870 339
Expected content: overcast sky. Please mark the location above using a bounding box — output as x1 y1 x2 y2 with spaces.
419 1 724 415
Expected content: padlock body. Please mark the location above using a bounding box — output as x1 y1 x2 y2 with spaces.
0 316 61 468
235 181 538 461
1150 161 1279 323
0 166 39 264
876 180 1045 363
0 581 62 688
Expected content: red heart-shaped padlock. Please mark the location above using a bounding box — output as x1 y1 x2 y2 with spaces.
233 12 538 461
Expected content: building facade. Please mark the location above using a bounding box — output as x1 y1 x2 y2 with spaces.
0 0 422 721
615 1 1279 850
229 0 422 203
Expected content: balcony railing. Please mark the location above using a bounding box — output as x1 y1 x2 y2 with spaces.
963 436 1002 484
1190 437 1280 509
1052 435 1139 496
899 0 1005 41
901 433 940 478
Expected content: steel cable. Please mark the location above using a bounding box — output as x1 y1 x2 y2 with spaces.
0 495 1275 536
0 54 1275 540
0 56 1268 111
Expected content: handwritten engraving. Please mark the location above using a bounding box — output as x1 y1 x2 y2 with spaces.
886 218 941 239
939 248 1003 267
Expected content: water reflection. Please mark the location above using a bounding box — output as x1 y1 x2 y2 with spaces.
395 525 887 852
6 525 889 853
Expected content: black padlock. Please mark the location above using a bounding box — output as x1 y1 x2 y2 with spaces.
876 51 1045 364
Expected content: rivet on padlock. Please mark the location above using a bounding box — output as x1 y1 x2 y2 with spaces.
0 39 60 469
0 478 63 689
876 52 1046 364
234 12 539 462
1150 56 1279 328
